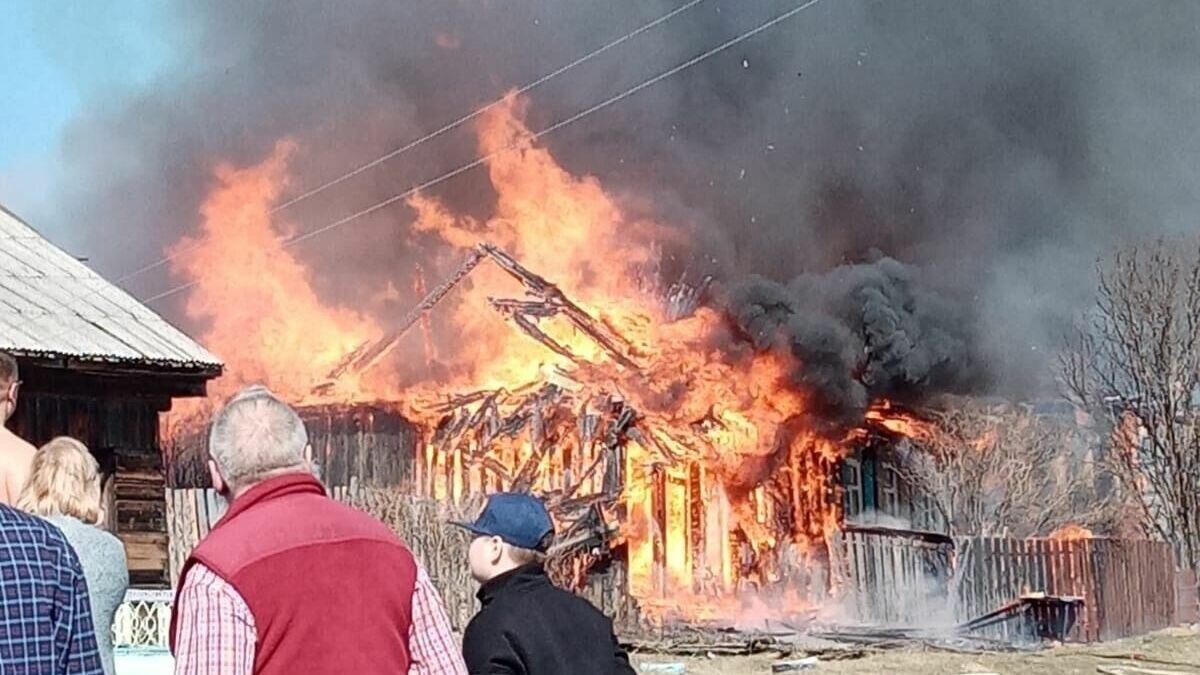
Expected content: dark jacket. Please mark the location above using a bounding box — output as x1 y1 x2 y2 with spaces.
463 564 635 675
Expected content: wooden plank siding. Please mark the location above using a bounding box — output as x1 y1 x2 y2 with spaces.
11 386 173 587
165 404 419 490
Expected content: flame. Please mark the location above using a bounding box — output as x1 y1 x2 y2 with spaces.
170 141 382 401
864 401 937 442
171 96 935 624
1048 524 1094 541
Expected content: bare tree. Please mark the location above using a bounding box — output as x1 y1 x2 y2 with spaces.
1060 238 1200 571
895 399 1109 537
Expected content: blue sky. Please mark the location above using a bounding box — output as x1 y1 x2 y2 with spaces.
0 2 178 213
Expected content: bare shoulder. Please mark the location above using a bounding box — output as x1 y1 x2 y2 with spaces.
0 428 36 460
0 431 36 503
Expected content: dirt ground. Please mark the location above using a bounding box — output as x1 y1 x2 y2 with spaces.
630 627 1200 674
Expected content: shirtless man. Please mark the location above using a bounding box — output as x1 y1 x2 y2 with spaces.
0 352 35 505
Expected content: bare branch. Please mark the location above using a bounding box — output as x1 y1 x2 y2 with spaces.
1057 236 1200 569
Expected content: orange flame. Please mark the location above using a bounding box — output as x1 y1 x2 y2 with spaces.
864 401 937 442
170 141 382 401
1048 524 1094 541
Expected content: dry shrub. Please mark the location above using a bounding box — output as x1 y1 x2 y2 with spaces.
349 487 483 630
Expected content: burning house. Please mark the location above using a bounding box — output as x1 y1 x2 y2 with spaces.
162 98 978 628
0 203 222 586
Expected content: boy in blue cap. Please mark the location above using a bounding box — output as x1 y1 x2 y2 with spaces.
453 492 635 675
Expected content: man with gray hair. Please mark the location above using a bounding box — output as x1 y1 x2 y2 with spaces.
170 385 466 675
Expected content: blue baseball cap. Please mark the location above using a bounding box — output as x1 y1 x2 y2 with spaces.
451 492 555 551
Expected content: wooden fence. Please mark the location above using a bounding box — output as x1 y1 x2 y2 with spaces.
169 484 1184 642
833 531 1179 642
165 488 227 586
1177 568 1200 625
953 537 1176 642
832 527 954 626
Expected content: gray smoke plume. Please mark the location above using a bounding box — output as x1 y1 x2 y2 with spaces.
23 1 1200 401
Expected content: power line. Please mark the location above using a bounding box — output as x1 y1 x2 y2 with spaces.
140 0 827 307
108 0 709 288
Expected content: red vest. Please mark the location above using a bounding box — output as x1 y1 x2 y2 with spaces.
170 473 417 674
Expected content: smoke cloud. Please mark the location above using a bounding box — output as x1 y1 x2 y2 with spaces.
722 255 981 422
26 0 1200 399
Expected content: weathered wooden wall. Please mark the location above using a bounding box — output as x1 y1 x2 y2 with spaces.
300 406 417 488
164 404 419 489
12 386 171 586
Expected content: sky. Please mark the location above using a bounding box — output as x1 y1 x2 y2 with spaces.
0 2 178 218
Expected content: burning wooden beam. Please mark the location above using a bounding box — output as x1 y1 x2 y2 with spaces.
491 301 582 364
316 247 487 391
315 242 639 396
477 243 640 371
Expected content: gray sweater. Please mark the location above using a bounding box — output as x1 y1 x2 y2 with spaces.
47 515 129 675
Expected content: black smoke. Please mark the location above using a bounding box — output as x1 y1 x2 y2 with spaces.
721 255 981 423
21 0 1200 398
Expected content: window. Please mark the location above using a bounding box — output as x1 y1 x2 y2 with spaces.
914 493 947 534
841 458 863 520
878 465 899 517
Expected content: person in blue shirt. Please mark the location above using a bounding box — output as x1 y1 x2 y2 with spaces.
0 501 103 674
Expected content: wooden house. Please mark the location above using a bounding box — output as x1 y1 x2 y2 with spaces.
0 204 221 586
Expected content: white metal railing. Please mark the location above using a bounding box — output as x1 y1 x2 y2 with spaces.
112 589 173 648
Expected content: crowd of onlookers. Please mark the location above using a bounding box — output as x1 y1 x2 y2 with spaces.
0 350 634 674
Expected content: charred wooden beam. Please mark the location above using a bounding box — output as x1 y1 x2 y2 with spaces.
495 384 562 439
488 298 561 318
600 405 636 496
550 491 620 515
651 464 667 590
479 395 502 448
560 446 610 502
478 243 640 370
501 309 581 364
632 426 685 464
510 404 549 493
431 388 501 413
689 463 704 591
412 264 438 366
549 503 618 555
316 241 640 397
478 457 513 483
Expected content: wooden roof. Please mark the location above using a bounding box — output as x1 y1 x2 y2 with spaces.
0 204 221 375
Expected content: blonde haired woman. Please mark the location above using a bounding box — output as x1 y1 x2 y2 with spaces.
19 437 128 675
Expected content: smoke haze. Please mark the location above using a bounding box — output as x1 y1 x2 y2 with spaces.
24 0 1200 397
